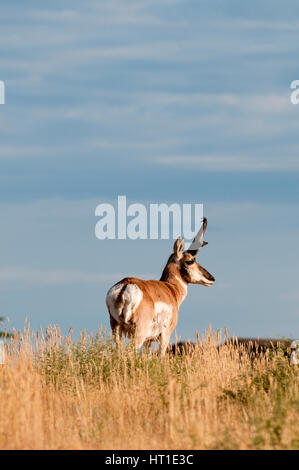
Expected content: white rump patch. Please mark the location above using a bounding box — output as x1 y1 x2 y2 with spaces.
122 284 143 323
106 282 143 323
106 282 124 322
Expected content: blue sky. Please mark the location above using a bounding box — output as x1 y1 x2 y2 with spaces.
0 0 299 341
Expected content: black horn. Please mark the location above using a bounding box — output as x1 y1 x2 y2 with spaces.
187 217 208 256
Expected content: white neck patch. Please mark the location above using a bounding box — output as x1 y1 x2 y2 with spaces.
175 275 188 301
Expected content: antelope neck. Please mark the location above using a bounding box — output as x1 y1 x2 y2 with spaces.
160 263 188 304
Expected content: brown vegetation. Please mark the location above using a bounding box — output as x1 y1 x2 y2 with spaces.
0 323 298 450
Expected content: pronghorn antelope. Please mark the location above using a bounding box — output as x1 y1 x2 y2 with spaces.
106 218 215 355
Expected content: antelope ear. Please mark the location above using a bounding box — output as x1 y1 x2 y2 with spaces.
173 237 184 259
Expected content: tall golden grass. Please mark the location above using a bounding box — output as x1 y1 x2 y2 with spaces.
0 322 298 450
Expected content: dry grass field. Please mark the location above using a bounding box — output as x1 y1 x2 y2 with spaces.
0 322 298 450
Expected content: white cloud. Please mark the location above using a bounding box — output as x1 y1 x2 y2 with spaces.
31 10 81 22
155 155 299 172
0 145 47 159
30 7 165 27
0 266 154 287
235 19 299 31
135 92 291 113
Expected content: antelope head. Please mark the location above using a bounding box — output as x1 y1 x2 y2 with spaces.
173 218 215 287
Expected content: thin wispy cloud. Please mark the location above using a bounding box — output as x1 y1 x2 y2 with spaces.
0 267 155 287
235 19 299 31
155 155 299 172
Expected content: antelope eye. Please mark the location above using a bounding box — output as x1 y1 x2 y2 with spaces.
185 260 195 266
